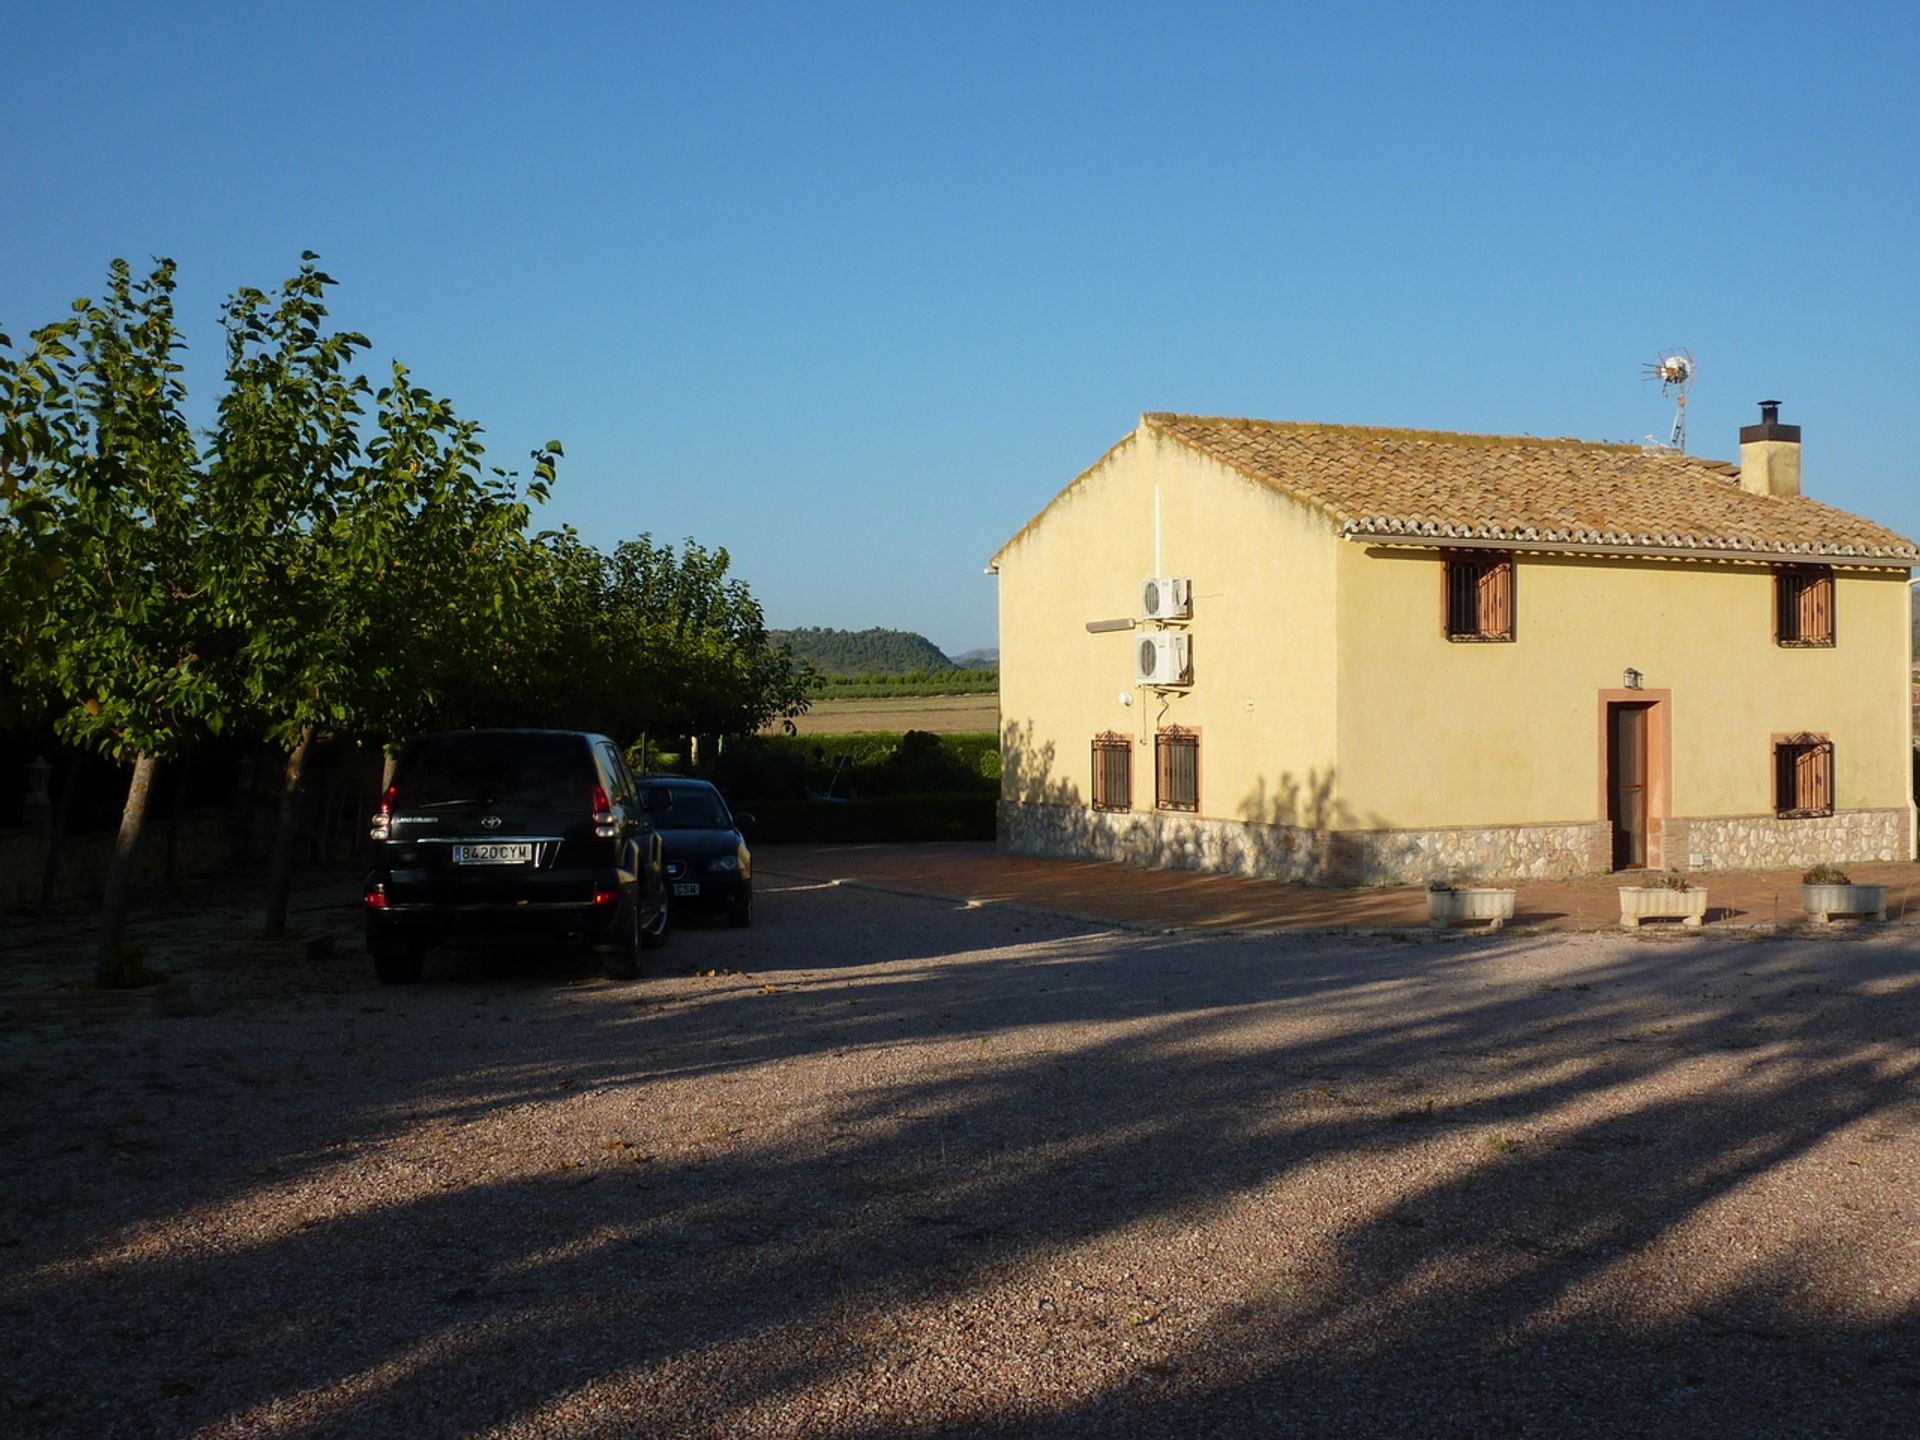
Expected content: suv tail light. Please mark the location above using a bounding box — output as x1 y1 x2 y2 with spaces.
592 783 619 839
369 785 396 842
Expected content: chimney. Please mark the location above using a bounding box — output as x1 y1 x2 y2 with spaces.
1738 399 1801 497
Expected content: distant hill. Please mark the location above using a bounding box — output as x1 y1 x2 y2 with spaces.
773 627 957 676
951 648 999 671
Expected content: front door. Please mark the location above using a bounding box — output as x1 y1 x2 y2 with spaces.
1607 702 1650 869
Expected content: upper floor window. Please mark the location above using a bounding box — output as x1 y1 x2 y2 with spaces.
1444 552 1514 642
1773 733 1833 818
1091 733 1132 812
1774 565 1834 646
1155 727 1199 812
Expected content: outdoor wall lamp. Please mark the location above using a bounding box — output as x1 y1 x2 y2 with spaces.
1623 668 1643 690
24 754 52 806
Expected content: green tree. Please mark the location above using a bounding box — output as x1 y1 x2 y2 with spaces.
599 536 811 746
22 260 223 970
208 256 561 934
0 316 82 727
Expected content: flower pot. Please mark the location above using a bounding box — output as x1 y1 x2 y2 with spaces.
1801 882 1887 924
1618 885 1708 929
1427 887 1516 931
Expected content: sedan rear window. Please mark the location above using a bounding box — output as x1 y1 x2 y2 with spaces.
396 734 594 809
647 787 730 827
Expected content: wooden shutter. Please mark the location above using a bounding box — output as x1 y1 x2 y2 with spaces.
1802 739 1833 813
1479 558 1513 640
1804 570 1833 644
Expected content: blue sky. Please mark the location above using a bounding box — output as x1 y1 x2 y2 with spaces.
7 1 1916 655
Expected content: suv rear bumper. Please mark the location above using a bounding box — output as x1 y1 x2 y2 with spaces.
366 896 623 949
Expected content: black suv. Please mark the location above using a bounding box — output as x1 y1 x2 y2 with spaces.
364 730 670 983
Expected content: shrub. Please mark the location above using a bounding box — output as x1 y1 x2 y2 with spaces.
97 944 165 990
1649 868 1693 891
1802 863 1853 886
747 792 996 844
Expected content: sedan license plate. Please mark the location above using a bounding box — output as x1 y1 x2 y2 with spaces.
672 882 700 896
454 842 534 866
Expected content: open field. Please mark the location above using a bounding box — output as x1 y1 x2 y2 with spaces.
781 691 998 735
3 874 1917 1437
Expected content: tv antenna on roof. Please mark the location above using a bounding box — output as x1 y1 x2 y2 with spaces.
1641 348 1696 451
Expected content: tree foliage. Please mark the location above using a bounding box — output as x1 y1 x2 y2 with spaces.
3 254 804 958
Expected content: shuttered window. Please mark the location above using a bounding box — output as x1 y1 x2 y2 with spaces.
1155 727 1199 812
1091 733 1132 812
1774 566 1835 646
1773 734 1834 817
1443 552 1515 641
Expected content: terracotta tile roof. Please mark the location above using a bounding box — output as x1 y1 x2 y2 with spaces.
1141 414 1920 564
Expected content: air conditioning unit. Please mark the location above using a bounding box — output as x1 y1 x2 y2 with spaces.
1136 632 1191 687
1139 576 1191 621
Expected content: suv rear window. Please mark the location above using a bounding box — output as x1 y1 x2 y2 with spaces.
395 734 594 809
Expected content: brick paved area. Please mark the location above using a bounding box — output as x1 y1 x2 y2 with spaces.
759 841 1920 933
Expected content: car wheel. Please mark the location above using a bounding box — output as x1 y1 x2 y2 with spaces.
727 890 753 928
641 895 672 951
601 893 642 980
371 945 424 985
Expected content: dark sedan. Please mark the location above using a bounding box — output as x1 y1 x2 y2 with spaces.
641 777 754 927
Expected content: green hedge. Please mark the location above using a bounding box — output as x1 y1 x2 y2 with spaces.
748 792 996 844
807 670 998 698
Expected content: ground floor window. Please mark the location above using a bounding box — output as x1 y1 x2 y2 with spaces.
1155 727 1199 811
1091 733 1132 811
1773 733 1833 817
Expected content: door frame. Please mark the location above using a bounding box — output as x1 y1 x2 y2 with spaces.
1596 688 1672 871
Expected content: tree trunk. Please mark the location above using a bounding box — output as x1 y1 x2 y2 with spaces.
380 749 399 790
97 752 157 973
264 726 314 937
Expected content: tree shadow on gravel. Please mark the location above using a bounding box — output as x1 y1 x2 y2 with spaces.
3 881 1917 1438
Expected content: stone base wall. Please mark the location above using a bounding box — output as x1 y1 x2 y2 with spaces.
998 803 1607 886
1667 809 1910 872
1328 821 1609 886
998 802 1915 887
997 801 1330 883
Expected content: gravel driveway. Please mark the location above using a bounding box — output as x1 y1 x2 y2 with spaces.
3 876 1917 1438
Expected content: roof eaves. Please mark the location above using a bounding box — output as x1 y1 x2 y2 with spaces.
1340 520 1920 567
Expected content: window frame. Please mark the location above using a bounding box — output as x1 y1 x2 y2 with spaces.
1091 732 1133 813
1441 550 1516 643
1772 732 1834 819
1772 565 1835 648
1154 726 1200 813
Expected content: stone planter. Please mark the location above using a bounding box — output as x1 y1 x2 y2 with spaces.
1801 882 1888 924
1618 886 1708 929
1427 887 1516 930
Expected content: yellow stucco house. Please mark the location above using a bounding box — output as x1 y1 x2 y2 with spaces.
989 407 1918 883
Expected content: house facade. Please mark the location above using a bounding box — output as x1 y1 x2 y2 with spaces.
989 409 1917 884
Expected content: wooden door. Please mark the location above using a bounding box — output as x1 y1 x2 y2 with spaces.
1607 703 1650 869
